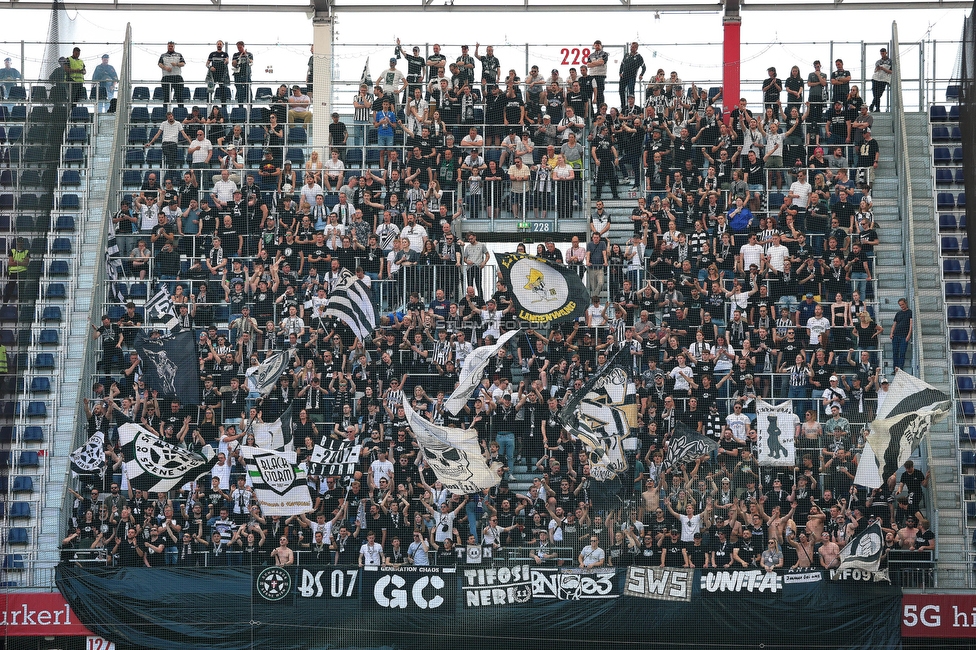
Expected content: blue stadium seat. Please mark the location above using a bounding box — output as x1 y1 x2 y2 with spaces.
29 377 51 394
21 426 43 443
215 86 232 104
128 127 147 144
288 127 307 145
956 168 966 185
6 528 29 545
930 105 948 122
41 307 61 322
51 238 72 254
61 170 82 187
193 87 209 102
47 260 71 277
250 107 268 123
958 376 975 394
952 352 972 369
34 353 55 370
962 402 976 418
255 87 273 100
9 106 26 122
66 126 87 144
947 85 961 101
0 306 16 323
959 193 967 209
942 236 960 254
24 403 47 418
0 194 12 210
11 476 33 494
172 107 188 122
70 106 91 122
246 148 263 165
0 426 12 443
0 170 13 187
151 107 167 122
248 126 265 143
941 213 959 231
944 259 962 275
63 148 84 165
963 426 976 444
938 193 956 209
950 328 970 345
17 451 39 468
130 106 151 123
7 502 30 519
37 329 58 345
45 283 66 300
59 194 80 210
954 148 965 164
230 107 247 123
55 216 76 232
936 168 953 186
0 330 13 346
934 147 951 165
128 283 148 299
949 105 961 122
146 149 163 166
3 555 25 570
132 86 150 101
948 305 970 321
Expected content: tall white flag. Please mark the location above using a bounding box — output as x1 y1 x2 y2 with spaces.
444 329 520 415
756 400 800 467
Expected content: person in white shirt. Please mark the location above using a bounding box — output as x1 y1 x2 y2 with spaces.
300 174 324 211
765 233 789 272
188 128 213 166
211 453 232 490
323 150 345 193
737 233 765 273
725 403 750 444
399 213 427 252
134 194 160 232
787 169 811 209
359 531 384 566
369 449 395 488
210 169 237 208
821 378 848 415
375 212 400 252
585 295 606 329
288 85 312 125
578 536 606 568
805 305 831 346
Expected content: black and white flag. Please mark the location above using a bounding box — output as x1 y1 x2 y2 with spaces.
69 432 105 479
105 220 125 304
445 329 519 415
240 446 312 516
403 395 500 493
833 520 886 578
324 268 376 340
855 370 951 487
118 423 217 493
309 436 362 477
135 329 202 405
144 284 179 330
757 400 800 467
249 405 295 455
248 349 295 397
660 422 719 476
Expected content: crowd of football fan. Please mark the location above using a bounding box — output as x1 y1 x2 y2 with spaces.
61 39 933 572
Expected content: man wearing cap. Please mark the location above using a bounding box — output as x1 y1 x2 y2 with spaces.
188 129 214 187
0 57 21 106
870 48 892 112
455 45 476 90
396 39 426 101
157 41 186 110
91 53 118 112
288 85 312 126
820 375 847 415
379 57 406 105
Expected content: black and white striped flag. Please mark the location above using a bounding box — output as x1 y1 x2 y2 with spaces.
105 220 125 303
309 436 362 477
144 284 179 330
324 269 376 340
248 349 295 397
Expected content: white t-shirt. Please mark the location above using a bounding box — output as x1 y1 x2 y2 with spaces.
806 315 830 345
739 243 764 269
789 181 812 208
190 138 212 164
587 304 606 327
579 545 605 567
766 244 789 272
301 183 324 206
726 413 750 443
670 365 695 391
400 224 427 252
360 541 384 565
678 513 703 542
370 458 394 485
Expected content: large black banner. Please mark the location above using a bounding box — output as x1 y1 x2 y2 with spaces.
134 329 201 405
56 565 901 650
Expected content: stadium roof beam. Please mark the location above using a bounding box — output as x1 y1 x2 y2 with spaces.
0 0 967 9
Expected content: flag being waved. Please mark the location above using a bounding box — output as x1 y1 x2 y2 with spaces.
118 423 217 493
309 436 362 477
854 370 951 487
402 395 499 493
833 520 887 580
323 268 377 340
143 284 179 330
660 422 719 476
558 351 637 481
249 405 295 456
239 446 312 516
134 329 202 405
69 432 106 479
444 329 520 415
496 253 589 325
247 349 295 397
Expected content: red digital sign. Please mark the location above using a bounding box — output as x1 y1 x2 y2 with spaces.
0 592 95 636
903 594 976 638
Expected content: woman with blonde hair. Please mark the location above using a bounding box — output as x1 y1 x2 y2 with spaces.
305 150 323 185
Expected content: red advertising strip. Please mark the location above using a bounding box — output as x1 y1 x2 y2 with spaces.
903 594 976 638
0 592 95 636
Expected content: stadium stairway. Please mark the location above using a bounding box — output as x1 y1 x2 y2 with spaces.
36 115 119 567
878 111 964 585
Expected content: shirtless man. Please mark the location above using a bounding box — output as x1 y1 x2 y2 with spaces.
640 479 661 522
787 531 816 568
270 536 295 566
766 504 798 545
817 531 841 569
896 516 920 549
805 504 827 539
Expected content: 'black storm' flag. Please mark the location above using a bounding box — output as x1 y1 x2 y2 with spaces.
496 253 589 325
135 329 202 405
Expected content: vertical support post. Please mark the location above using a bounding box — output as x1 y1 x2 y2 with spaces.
311 12 334 152
722 0 741 126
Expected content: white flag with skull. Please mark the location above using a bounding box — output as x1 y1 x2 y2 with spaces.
402 395 500 493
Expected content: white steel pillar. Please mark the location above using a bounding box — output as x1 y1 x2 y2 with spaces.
311 10 334 153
